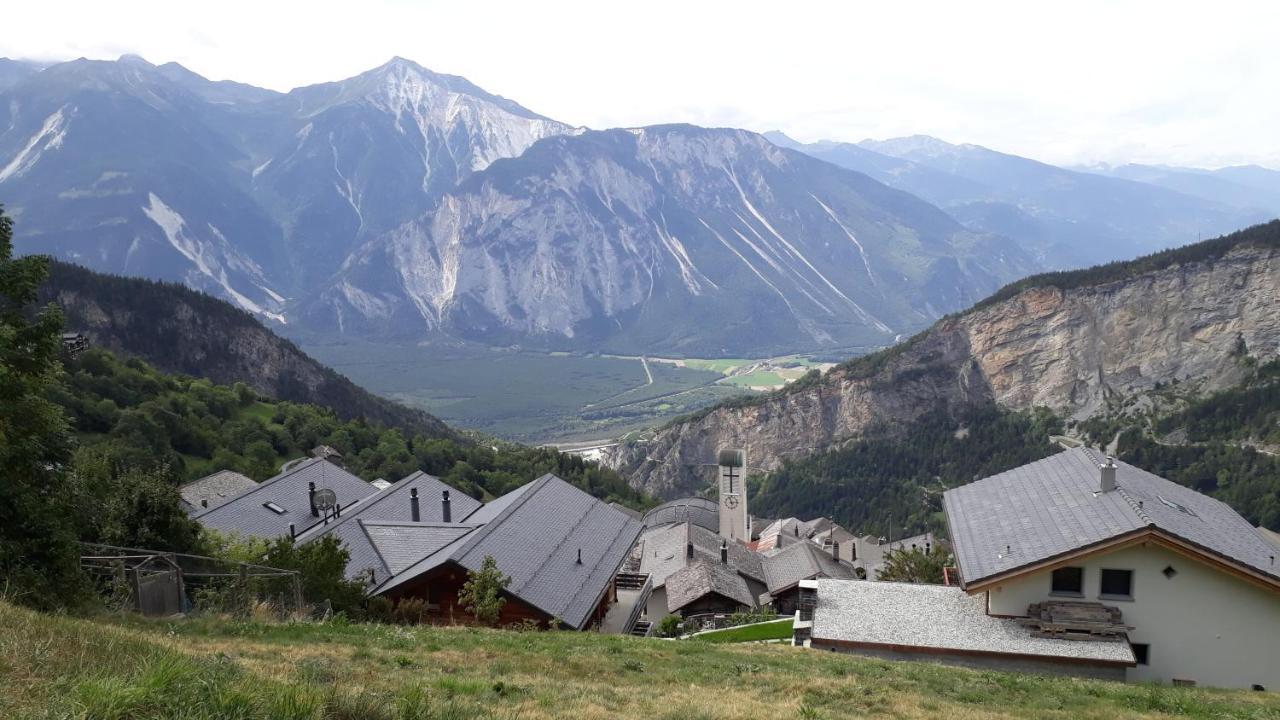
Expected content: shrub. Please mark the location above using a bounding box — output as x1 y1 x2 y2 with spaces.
656 615 682 638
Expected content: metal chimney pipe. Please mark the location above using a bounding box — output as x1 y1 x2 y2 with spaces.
720 540 728 564
576 548 583 564
308 481 318 517
1100 456 1117 493
289 523 295 539
410 488 420 522
442 490 452 523
831 540 839 560
686 542 694 559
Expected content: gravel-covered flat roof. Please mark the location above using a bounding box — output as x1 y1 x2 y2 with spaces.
810 579 1134 664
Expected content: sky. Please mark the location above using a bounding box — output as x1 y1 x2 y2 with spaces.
4 0 1278 168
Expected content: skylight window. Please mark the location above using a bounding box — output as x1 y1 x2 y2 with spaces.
263 502 286 515
1157 495 1198 518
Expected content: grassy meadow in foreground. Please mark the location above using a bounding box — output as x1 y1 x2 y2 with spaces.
3 602 1280 720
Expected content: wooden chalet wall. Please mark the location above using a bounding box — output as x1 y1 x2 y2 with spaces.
383 562 553 628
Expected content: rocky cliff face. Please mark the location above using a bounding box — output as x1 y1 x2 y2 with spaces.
306 125 1035 354
608 232 1280 498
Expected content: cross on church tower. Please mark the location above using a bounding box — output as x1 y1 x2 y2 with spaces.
717 448 748 541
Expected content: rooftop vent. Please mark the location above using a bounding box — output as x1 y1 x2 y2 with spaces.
442 490 452 523
720 539 728 564
410 488 420 522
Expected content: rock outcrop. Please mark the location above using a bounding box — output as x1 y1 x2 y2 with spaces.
607 226 1280 498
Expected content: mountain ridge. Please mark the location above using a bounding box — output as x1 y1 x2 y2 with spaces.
606 220 1280 498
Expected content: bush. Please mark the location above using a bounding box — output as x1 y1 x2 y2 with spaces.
656 615 682 638
392 597 429 625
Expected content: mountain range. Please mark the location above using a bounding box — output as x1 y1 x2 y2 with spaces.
765 132 1273 269
1 55 1274 355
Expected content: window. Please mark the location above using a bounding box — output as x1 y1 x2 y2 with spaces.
1131 643 1150 666
1050 566 1084 595
1099 568 1133 598
1157 495 1198 518
263 501 286 514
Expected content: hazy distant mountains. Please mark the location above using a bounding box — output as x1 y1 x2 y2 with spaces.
766 132 1270 268
1 55 1272 355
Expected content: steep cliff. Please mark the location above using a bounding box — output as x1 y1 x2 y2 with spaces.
608 221 1280 498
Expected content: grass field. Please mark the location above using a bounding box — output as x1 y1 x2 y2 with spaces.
3 601 1278 720
691 618 794 643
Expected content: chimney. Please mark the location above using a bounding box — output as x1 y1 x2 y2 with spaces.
831 540 840 560
686 542 694 559
289 523 295 539
794 525 799 537
720 539 728 564
442 490 452 523
201 499 208 509
410 488 420 522
1100 456 1117 493
308 481 318 517
576 548 583 564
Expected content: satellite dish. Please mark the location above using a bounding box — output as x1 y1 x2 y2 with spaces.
313 488 338 512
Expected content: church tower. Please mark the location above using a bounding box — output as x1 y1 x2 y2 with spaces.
717 448 749 542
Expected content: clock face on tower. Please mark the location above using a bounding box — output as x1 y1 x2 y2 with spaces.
724 495 740 509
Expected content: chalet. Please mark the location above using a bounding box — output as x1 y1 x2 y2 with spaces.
369 474 644 630
759 540 855 614
629 521 767 621
797 448 1280 689
944 448 1280 689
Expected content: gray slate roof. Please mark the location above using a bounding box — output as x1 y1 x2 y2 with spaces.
179 470 256 513
761 540 855 594
642 497 719 531
808 579 1134 664
944 447 1280 587
636 522 764 588
376 474 644 630
363 522 479 574
299 471 483 584
666 560 756 612
193 458 376 539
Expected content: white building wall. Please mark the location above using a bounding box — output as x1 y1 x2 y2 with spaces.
985 542 1280 690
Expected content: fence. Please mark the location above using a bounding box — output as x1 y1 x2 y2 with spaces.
80 542 303 618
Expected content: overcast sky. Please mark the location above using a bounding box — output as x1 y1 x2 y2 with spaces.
5 0 1278 168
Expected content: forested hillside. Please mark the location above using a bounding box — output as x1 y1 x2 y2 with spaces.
52 347 651 508
38 261 455 438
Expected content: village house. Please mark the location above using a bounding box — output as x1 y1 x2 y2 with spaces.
797 448 1280 690
187 458 643 630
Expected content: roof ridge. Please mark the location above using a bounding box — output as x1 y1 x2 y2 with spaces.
356 520 392 580
507 482 605 597
1116 487 1154 525
451 474 555 561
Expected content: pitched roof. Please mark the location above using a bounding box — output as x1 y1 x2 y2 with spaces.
635 522 764 588
179 470 256 512
193 458 376 539
375 474 644 630
642 496 718 531
666 560 756 612
362 522 479 575
298 471 483 584
944 447 1280 589
807 579 1134 665
761 540 855 594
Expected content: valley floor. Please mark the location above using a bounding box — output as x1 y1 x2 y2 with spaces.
301 340 850 443
3 601 1278 720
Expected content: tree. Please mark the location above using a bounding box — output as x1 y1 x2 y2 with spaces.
458 554 510 626
875 544 953 584
0 206 86 608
